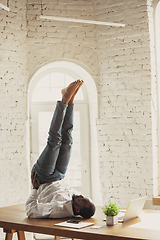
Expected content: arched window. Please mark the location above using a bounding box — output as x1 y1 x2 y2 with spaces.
28 61 102 205
29 65 90 196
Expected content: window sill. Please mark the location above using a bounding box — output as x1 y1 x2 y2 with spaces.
152 196 160 205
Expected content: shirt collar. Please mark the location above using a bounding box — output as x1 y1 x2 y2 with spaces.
65 201 75 216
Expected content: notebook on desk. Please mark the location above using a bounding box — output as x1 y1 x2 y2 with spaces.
54 220 94 229
118 196 147 222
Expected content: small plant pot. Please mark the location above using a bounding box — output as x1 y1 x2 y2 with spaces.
106 215 118 226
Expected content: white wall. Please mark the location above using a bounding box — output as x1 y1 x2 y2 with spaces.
95 0 159 209
0 1 29 239
0 0 160 239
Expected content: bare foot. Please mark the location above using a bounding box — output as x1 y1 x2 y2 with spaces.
69 80 84 103
61 81 80 105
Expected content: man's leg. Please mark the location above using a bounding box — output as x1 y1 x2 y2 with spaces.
55 80 84 176
32 101 67 183
54 102 74 175
32 81 80 183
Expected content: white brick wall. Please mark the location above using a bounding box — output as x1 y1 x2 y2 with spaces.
0 0 160 239
95 0 159 209
0 0 28 199
0 1 31 239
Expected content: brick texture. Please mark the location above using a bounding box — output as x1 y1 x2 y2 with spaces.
0 0 160 238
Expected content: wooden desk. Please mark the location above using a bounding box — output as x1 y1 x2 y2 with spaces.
0 204 160 240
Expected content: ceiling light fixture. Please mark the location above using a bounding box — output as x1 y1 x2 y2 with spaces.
0 0 10 11
39 0 125 28
39 15 125 27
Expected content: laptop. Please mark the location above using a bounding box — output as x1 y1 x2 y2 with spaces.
118 196 147 222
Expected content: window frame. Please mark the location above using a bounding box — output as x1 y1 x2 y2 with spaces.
28 60 102 205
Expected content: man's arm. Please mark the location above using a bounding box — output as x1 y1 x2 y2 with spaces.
26 170 53 218
31 170 40 189
26 171 75 219
25 189 53 218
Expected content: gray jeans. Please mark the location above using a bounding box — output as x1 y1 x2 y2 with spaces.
32 101 74 183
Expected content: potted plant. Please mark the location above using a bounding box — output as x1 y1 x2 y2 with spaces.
103 201 120 226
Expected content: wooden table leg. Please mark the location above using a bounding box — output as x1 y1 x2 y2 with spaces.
4 229 16 240
5 233 13 240
17 231 26 240
54 237 60 240
4 229 26 240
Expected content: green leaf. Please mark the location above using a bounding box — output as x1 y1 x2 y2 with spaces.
102 201 120 216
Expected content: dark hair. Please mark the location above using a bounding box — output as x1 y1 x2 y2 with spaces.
79 202 96 219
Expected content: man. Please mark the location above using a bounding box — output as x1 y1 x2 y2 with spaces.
26 80 96 219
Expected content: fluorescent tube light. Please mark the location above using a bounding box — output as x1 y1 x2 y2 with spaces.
40 15 125 27
0 3 10 11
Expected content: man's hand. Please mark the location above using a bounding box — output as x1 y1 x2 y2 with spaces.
31 170 40 189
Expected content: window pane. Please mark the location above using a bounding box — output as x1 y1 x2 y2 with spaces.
50 73 65 87
38 110 82 188
36 75 50 88
32 88 51 102
50 88 62 101
38 112 53 153
65 111 82 187
65 75 75 85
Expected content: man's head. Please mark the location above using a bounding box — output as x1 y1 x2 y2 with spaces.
72 194 96 219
